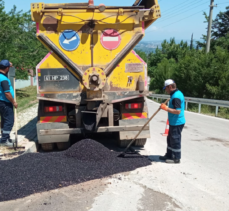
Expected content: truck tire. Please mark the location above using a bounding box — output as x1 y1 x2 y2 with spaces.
133 138 147 147
41 143 54 151
57 142 70 151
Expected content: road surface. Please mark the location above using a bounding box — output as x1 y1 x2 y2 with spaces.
1 99 229 211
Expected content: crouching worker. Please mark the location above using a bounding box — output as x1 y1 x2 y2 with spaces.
0 60 18 146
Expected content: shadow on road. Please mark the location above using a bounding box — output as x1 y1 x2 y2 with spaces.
148 155 165 163
18 117 37 141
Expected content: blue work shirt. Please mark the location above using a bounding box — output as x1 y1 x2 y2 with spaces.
0 73 14 103
168 89 186 126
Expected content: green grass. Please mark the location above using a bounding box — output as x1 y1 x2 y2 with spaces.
187 104 229 120
149 97 229 120
16 86 38 113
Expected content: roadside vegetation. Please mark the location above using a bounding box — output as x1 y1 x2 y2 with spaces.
140 6 229 119
16 86 37 113
138 6 229 100
0 0 47 79
187 105 229 120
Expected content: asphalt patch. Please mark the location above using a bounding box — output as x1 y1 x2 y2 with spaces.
0 139 151 202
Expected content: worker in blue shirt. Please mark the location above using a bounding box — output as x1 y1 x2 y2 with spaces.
159 79 186 164
0 60 18 146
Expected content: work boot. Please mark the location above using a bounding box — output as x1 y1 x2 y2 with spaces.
0 139 13 147
165 159 180 164
159 154 170 161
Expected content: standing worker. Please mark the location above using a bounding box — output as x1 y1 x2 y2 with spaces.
0 60 17 146
159 79 186 164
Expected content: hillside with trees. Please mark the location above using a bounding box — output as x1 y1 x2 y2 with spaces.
137 6 229 101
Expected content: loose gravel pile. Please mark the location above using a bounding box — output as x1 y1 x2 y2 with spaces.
65 139 114 161
0 139 151 202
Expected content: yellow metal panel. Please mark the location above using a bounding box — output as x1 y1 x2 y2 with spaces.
37 12 141 67
38 49 147 92
39 52 65 69
32 2 160 93
107 50 146 91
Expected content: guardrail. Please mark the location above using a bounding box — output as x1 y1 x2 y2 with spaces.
149 94 229 117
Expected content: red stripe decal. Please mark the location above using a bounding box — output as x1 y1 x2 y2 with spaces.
42 116 53 123
135 113 146 118
55 116 65 122
123 113 134 119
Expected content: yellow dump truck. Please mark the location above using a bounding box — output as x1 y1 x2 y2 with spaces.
31 0 161 151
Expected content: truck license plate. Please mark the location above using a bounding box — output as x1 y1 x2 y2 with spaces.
44 75 69 81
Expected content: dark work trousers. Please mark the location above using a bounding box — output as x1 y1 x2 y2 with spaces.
166 124 184 160
0 101 14 143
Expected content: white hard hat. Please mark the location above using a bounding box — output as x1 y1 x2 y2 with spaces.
163 79 175 89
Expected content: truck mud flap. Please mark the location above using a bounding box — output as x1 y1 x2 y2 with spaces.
37 122 70 144
119 119 150 140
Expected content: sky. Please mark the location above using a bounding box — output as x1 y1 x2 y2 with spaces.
4 0 229 42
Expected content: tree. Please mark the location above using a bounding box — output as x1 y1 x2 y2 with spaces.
149 58 176 93
197 6 229 50
212 6 229 39
0 0 47 79
135 49 148 63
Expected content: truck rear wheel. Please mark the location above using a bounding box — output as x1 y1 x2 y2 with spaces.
41 143 54 151
57 142 70 151
133 138 147 147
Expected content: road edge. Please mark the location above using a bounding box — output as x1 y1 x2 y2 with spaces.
147 98 229 122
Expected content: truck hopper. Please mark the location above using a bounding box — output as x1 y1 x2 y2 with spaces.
31 0 161 151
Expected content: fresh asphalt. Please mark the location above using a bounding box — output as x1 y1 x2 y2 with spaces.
0 99 229 211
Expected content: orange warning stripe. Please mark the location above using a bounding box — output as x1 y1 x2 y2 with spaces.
40 116 67 123
122 113 147 120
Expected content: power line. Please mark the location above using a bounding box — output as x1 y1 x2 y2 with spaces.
161 8 208 29
145 2 229 34
145 7 208 34
157 1 208 22
160 0 203 19
217 2 229 4
157 0 210 23
162 0 194 13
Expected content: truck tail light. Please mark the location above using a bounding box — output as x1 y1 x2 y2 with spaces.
125 103 142 109
45 106 63 113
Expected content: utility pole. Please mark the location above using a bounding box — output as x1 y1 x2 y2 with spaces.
206 0 216 53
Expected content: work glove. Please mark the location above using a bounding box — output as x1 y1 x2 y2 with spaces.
160 103 168 111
